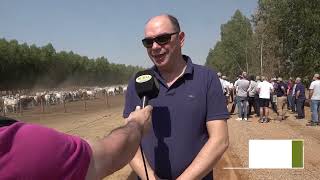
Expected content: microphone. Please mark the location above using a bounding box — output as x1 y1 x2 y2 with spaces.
135 69 160 108
134 69 159 180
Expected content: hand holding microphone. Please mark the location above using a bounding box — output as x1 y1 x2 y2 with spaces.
127 105 153 136
134 69 160 180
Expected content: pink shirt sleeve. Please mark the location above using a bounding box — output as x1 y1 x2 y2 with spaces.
0 122 92 180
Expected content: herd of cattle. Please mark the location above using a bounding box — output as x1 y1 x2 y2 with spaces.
0 85 127 114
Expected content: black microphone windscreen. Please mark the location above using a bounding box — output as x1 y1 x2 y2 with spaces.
135 69 159 100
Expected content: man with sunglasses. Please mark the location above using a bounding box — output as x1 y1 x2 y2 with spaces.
124 14 229 180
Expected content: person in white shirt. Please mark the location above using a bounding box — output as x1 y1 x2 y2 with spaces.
257 76 274 123
222 76 231 105
217 72 227 95
307 74 320 126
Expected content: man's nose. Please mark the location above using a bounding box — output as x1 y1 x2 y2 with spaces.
151 41 161 49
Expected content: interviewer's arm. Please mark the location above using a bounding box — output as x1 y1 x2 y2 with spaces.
177 120 229 180
85 106 152 180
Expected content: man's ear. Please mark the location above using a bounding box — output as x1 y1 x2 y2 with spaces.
179 32 185 47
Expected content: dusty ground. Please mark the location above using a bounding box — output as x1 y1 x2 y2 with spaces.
5 95 320 180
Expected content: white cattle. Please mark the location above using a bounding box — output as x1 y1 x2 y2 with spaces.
107 87 116 96
54 92 65 104
44 94 51 105
86 90 96 99
121 85 128 94
4 97 19 113
34 92 46 106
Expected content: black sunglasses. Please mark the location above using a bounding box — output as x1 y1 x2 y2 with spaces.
142 32 179 48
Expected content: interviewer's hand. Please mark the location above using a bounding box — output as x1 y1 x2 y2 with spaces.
127 105 153 135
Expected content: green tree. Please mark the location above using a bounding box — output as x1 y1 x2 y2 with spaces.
0 39 142 90
206 10 253 80
253 0 320 79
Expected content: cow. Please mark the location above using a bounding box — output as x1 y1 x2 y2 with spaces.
86 90 96 99
3 97 19 113
107 87 116 96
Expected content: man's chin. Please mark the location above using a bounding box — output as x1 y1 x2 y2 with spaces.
153 59 167 67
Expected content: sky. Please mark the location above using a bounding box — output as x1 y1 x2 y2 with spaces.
0 0 258 67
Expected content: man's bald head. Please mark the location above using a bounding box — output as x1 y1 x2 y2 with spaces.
145 14 180 33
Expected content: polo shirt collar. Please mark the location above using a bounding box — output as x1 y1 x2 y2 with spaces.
183 55 194 75
151 55 194 79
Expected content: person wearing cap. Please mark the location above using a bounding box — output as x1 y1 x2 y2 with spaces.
294 77 306 119
275 77 287 121
306 74 320 126
0 106 153 179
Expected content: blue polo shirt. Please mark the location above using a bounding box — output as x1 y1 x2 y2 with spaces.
123 55 229 180
276 82 287 97
295 83 306 99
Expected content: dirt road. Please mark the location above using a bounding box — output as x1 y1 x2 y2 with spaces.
6 95 320 180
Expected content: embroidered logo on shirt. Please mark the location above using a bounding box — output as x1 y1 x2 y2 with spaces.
188 94 195 98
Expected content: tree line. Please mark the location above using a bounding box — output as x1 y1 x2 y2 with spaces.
0 38 143 90
206 0 320 82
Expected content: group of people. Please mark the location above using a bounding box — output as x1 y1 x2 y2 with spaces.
1 14 229 180
219 72 320 126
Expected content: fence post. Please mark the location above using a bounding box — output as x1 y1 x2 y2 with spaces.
105 92 109 108
41 97 45 113
84 99 87 111
19 98 23 115
63 100 67 113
